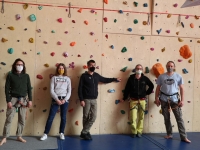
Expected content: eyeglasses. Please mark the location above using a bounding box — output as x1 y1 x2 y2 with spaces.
136 68 142 70
16 64 23 66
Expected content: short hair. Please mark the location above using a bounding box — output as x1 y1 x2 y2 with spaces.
12 58 26 74
166 61 175 67
87 60 95 66
55 63 67 76
135 64 143 70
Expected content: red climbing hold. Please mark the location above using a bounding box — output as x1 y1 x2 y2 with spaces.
68 108 74 112
57 18 62 23
103 17 108 22
37 75 43 79
51 52 55 56
105 34 108 39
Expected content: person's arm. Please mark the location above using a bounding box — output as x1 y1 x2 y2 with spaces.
155 85 161 106
5 73 11 103
64 78 71 102
178 84 184 107
50 77 59 100
78 75 85 107
122 77 131 101
99 74 118 83
27 74 32 108
145 77 154 95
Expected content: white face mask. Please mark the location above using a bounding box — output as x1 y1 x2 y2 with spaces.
136 70 142 74
16 66 23 72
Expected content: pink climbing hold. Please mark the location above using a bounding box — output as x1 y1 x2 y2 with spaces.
37 75 43 79
178 59 182 62
65 31 68 34
57 41 62 45
57 18 62 23
63 52 68 57
90 55 93 58
185 15 189 19
166 30 170 33
150 48 154 51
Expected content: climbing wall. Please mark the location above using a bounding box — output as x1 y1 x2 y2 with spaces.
0 0 200 136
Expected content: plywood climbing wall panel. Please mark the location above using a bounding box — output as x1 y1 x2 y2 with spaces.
103 0 152 35
152 0 200 38
148 36 195 133
100 33 152 134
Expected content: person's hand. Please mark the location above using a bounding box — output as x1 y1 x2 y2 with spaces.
178 101 184 107
61 100 66 104
27 101 32 108
7 102 12 109
117 78 121 82
154 98 160 107
120 99 124 103
80 101 85 107
56 100 62 105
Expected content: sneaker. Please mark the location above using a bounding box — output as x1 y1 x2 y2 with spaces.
40 134 47 141
130 134 136 138
87 132 92 140
80 132 91 140
60 133 65 140
137 133 142 138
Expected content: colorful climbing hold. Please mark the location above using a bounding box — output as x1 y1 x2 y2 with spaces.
84 20 88 25
161 47 165 52
145 67 150 73
176 32 179 35
114 19 117 23
166 30 170 33
134 2 138 7
178 59 182 62
29 38 34 43
182 68 188 74
51 30 55 33
167 14 171 18
70 42 76 46
38 5 43 10
78 54 81 57
105 34 108 39
83 65 88 69
103 17 108 22
44 64 49 67
188 59 192 63
108 89 115 93
8 48 14 54
29 14 36 22
23 3 28 9
178 38 184 42
127 28 132 32
179 45 192 59
68 108 74 113
185 15 189 19
119 10 123 14
111 45 114 49
123 1 128 5
78 8 82 13
1 38 8 42
190 23 194 28
57 18 63 23
120 66 127 72
141 36 145 40
121 47 127 53
156 28 162 34
37 29 41 33
1 62 6 65
75 121 79 125
72 20 76 23
152 63 164 78
197 40 200 43
50 52 55 56
57 41 62 45
44 41 48 44
128 58 132 61
8 26 14 30
150 48 154 51
37 75 43 79
90 32 94 36
115 100 120 104
37 52 40 55
143 21 147 25
121 110 125 114
133 19 138 24
63 52 68 57
96 66 99 69
143 3 148 7
181 22 184 28
173 3 178 7
194 15 199 20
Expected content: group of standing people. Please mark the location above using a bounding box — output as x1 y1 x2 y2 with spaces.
0 58 190 146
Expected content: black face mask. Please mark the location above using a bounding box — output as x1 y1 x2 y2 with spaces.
89 67 95 72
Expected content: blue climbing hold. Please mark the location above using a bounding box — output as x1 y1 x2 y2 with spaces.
8 48 14 54
115 100 120 104
156 28 162 34
108 89 115 93
182 68 188 74
29 14 36 22
128 58 132 61
111 45 114 49
143 3 148 7
127 28 132 32
119 10 123 14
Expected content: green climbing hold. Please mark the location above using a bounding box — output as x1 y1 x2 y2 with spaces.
145 67 149 73
29 14 36 22
8 48 14 54
134 2 138 7
51 30 55 33
141 36 145 40
114 19 117 23
121 110 125 114
134 19 138 24
121 47 127 53
120 67 127 72
37 52 40 55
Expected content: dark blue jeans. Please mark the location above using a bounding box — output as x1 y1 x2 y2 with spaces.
44 101 68 134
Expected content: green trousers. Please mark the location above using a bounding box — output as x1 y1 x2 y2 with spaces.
129 100 146 134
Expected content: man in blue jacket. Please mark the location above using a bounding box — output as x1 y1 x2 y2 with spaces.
78 60 121 140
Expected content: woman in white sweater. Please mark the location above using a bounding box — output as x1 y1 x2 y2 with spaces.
40 63 71 140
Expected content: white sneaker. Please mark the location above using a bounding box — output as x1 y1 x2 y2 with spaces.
40 134 47 141
60 133 65 140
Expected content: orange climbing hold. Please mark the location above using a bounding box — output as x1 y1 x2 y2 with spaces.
190 23 194 28
179 45 192 59
104 0 108 4
75 121 79 125
78 8 82 13
152 63 164 78
84 20 88 25
70 42 76 46
83 65 88 69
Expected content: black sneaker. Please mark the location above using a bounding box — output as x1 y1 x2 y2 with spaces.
137 133 142 138
80 132 91 140
130 134 136 138
87 132 92 140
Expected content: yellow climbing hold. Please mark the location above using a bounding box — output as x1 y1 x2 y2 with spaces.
143 21 147 25
8 26 15 30
159 109 162 114
44 64 49 67
178 37 184 42
1 38 8 42
176 32 179 35
161 47 165 52
23 3 29 9
188 59 192 63
194 15 199 20
29 38 34 43
197 40 200 43
167 14 171 18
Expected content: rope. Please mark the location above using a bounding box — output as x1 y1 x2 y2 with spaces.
1 0 4 13
68 2 71 18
